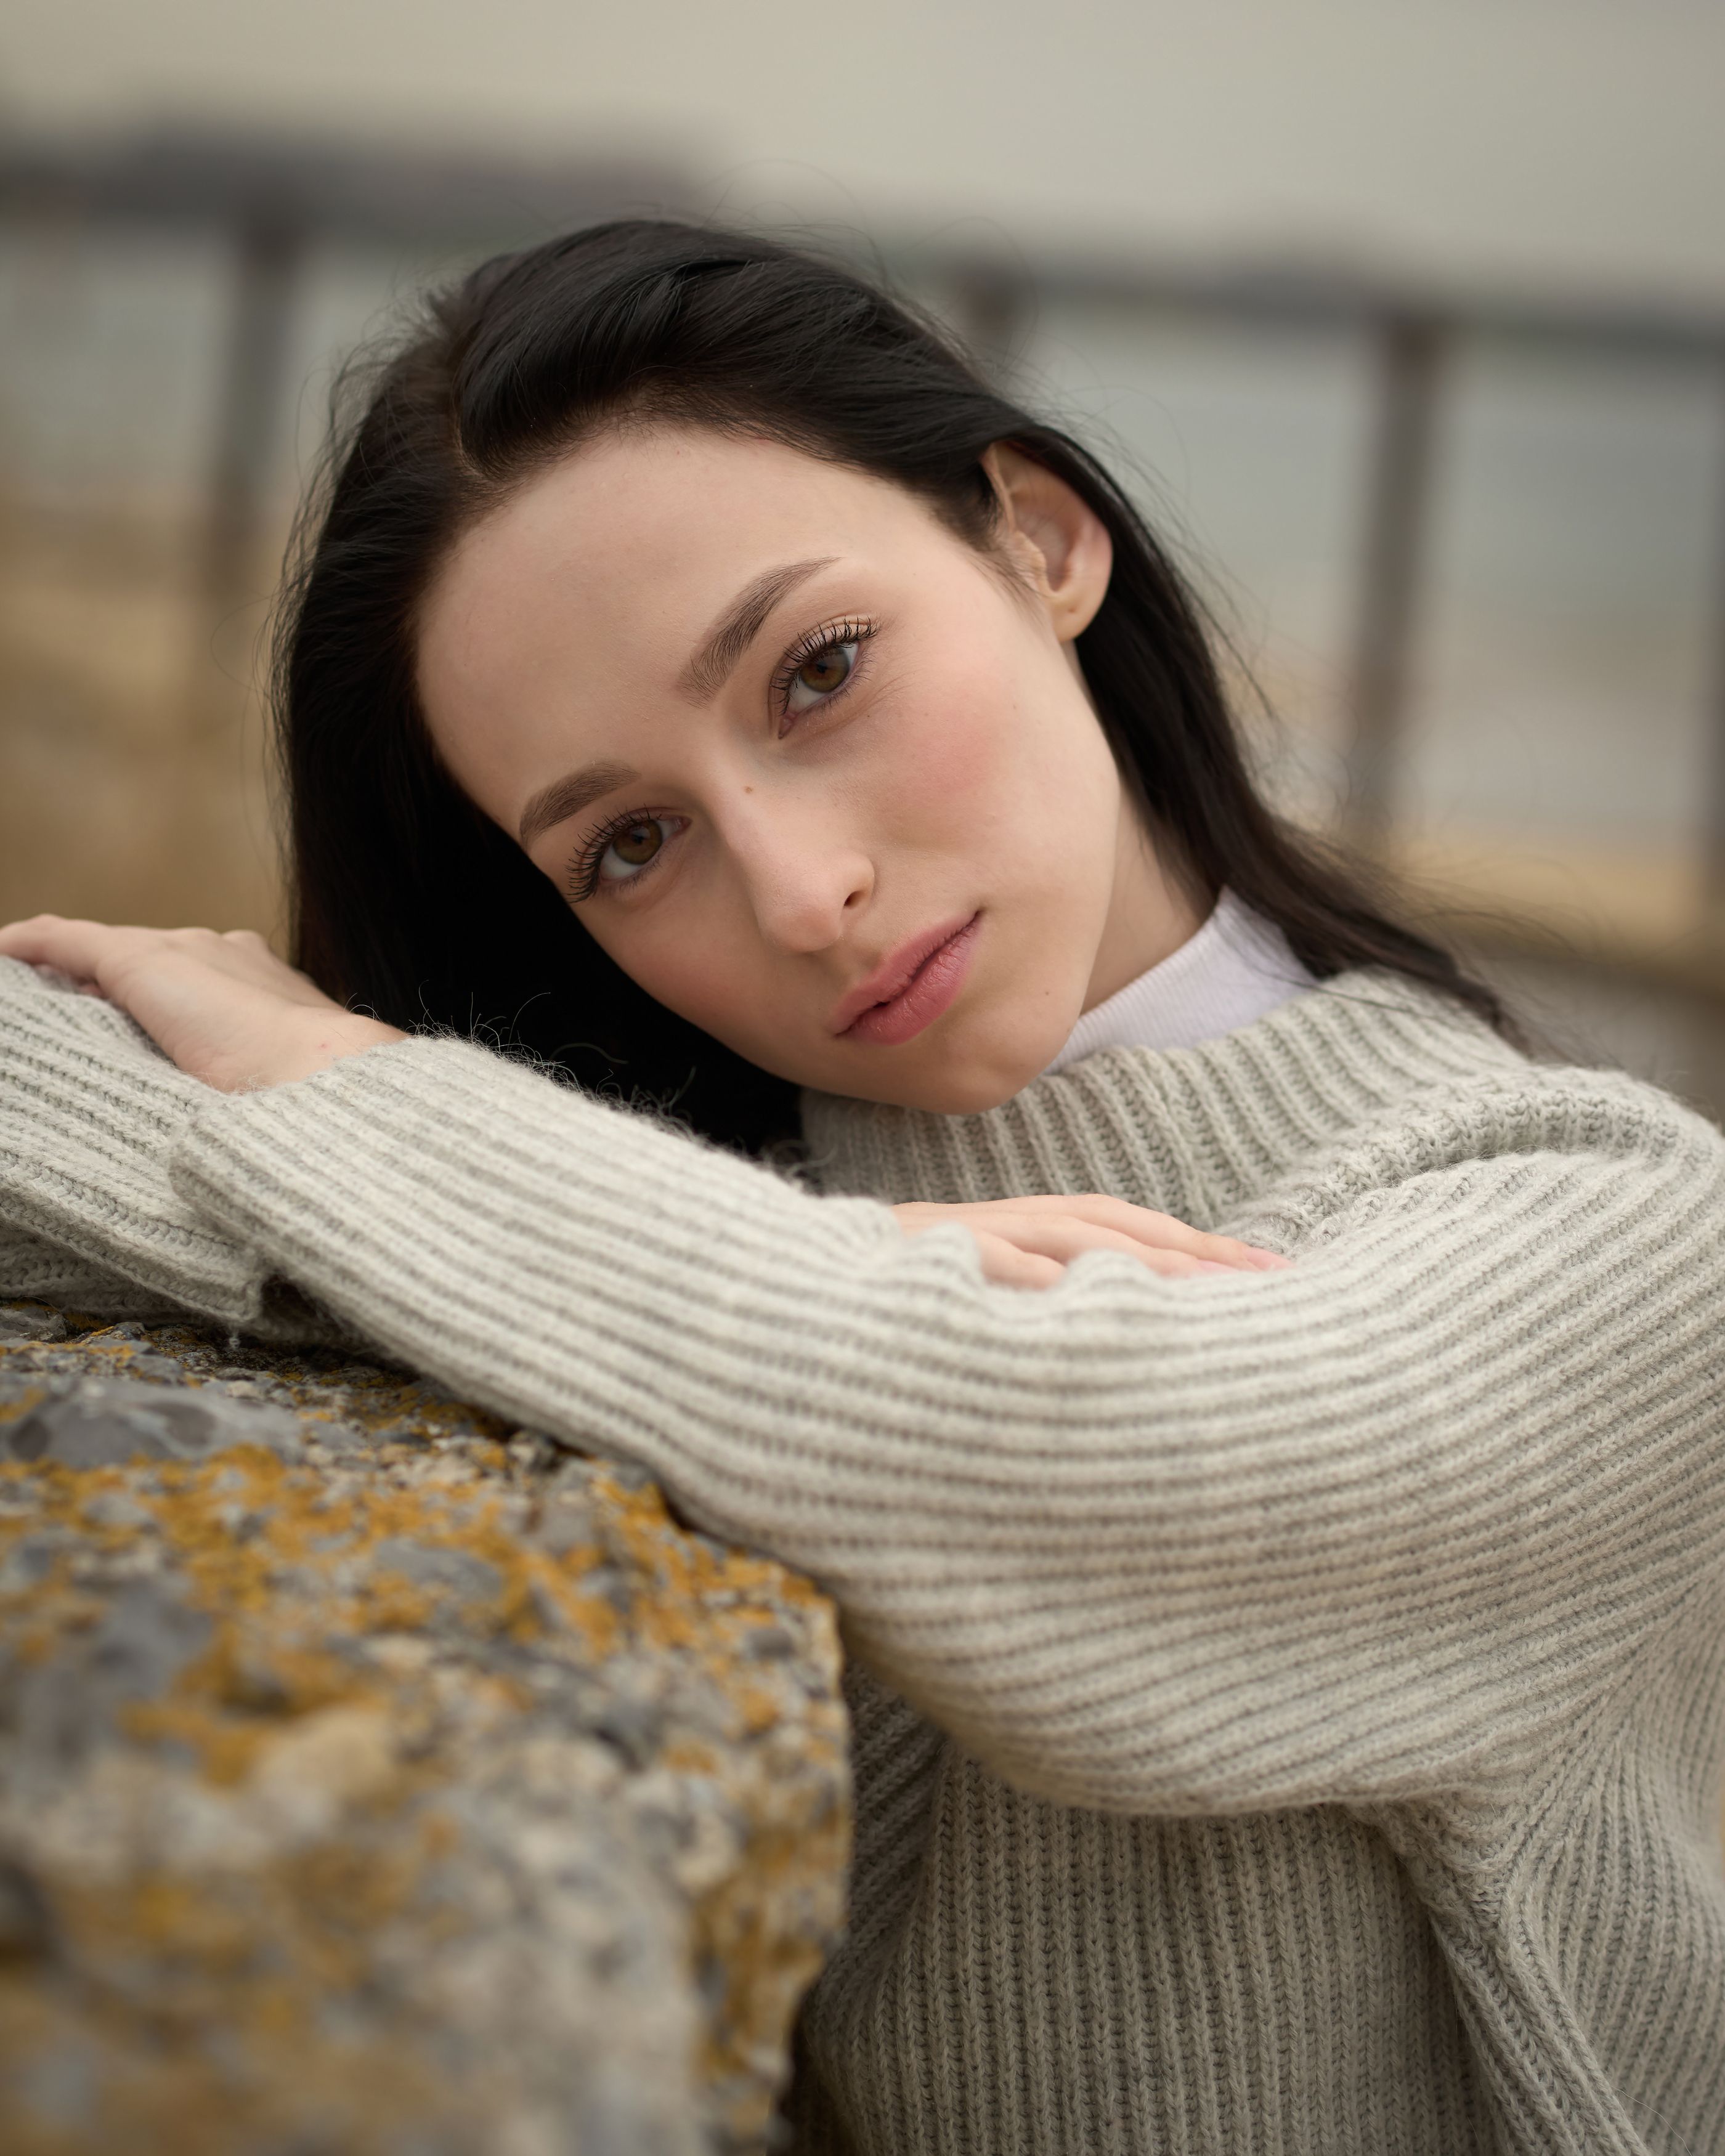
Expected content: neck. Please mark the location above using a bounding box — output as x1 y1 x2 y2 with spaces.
1082 800 1206 1015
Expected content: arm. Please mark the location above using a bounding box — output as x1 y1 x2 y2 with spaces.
9 917 1719 1815
0 926 1259 1295
170 1031 1725 1817
0 1218 195 1320
0 955 284 1327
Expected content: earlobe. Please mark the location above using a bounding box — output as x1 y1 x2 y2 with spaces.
981 443 1113 643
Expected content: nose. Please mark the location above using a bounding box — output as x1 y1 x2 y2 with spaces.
723 788 874 955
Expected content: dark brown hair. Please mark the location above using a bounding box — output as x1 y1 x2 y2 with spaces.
276 218 1510 1151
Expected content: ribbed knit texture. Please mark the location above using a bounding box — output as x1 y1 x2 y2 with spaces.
3 954 1724 2152
0 960 335 1332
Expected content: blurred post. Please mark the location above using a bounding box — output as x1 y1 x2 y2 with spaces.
1708 349 1725 953
949 265 1029 391
1344 312 1445 846
200 208 303 722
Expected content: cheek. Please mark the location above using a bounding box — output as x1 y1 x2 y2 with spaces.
590 889 805 1068
874 647 1109 880
598 913 752 1039
868 662 1027 851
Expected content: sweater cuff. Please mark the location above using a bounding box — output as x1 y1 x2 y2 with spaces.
0 956 284 1328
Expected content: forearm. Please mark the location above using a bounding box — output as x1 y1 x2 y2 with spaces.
169 1032 1725 1815
0 957 301 1332
0 1220 163 1318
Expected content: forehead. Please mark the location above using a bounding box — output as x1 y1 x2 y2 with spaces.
415 425 966 817
420 426 935 694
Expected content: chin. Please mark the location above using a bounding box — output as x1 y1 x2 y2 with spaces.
776 1000 1073 1116
908 1074 1027 1116
872 1038 1056 1117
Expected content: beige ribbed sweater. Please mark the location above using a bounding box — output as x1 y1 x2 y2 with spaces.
2 954 1724 2156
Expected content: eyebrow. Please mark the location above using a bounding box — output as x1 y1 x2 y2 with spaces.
517 758 641 849
514 556 838 851
676 556 837 703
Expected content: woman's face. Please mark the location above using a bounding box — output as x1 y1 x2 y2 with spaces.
417 426 1190 1113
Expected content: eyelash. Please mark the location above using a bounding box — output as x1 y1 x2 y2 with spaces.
769 617 878 725
565 808 680 906
566 617 880 904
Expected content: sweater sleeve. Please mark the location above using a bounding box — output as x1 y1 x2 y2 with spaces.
168 1032 1725 1816
0 955 330 1337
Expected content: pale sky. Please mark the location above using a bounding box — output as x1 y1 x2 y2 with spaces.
5 0 1724 300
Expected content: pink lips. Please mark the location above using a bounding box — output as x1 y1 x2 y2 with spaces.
832 914 981 1047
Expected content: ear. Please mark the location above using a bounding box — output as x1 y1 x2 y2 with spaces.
981 442 1113 642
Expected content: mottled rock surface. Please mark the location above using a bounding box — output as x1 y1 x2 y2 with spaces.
0 1303 849 2155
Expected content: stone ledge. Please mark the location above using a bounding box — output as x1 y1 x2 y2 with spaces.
0 1302 850 2155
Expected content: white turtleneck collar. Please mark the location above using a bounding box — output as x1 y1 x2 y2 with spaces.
1042 889 1315 1075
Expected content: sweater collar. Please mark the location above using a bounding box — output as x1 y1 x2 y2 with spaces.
1044 890 1315 1074
800 971 1523 1220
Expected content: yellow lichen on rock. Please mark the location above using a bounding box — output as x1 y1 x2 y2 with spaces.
0 1304 850 2155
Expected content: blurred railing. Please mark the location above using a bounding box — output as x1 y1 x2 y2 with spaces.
2 129 1723 1010
936 249 1725 999
0 131 686 707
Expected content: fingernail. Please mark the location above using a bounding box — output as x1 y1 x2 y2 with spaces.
1245 1249 1292 1270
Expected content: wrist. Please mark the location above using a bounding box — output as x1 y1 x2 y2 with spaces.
267 1010 407 1088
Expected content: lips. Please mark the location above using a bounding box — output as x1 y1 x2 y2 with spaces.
831 914 981 1047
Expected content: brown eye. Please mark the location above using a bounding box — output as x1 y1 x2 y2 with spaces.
798 647 851 694
785 638 858 713
595 814 679 887
612 821 662 867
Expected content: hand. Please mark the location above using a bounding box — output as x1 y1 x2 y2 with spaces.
0 915 405 1092
893 1194 1289 1289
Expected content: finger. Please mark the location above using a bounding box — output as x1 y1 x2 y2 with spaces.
980 1210 1267 1275
975 1227 1233 1286
1062 1231 1233 1279
1140 1251 1236 1278
1185 1231 1289 1272
1039 1196 1289 1271
0 915 136 984
969 1231 1065 1289
0 914 73 966
171 925 325 1001
976 1216 1226 1279
1087 1242 1238 1280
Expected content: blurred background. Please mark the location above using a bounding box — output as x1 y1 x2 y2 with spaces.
2 0 1723 1112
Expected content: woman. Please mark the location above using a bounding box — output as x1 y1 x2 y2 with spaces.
2 222 1723 2156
